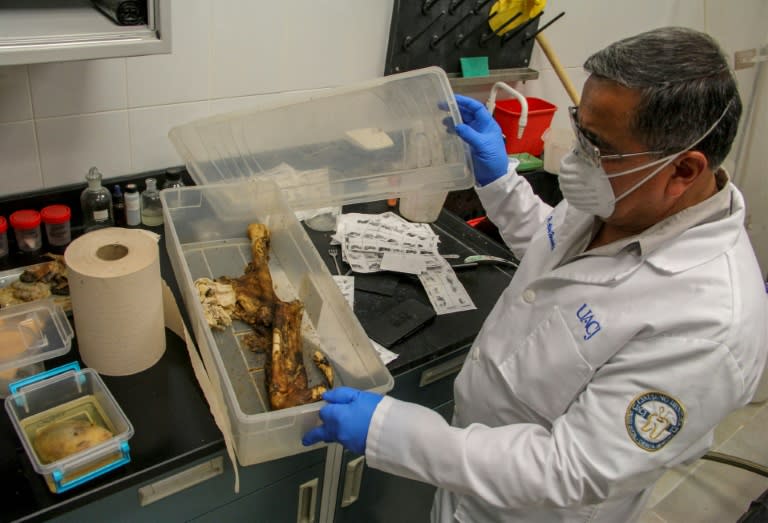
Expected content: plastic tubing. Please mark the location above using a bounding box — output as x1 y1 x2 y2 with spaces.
486 81 528 139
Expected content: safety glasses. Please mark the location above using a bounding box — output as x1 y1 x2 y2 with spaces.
568 106 664 168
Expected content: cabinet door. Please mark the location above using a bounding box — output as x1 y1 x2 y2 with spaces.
50 448 325 522
0 0 171 66
190 462 325 523
390 347 469 407
334 401 454 523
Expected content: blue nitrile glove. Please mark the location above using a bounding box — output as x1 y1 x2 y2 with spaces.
454 94 509 187
302 387 383 455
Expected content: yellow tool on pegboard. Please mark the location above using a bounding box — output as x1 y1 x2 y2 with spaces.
488 0 546 35
488 0 580 105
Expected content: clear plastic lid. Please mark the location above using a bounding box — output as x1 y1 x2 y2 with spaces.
168 67 474 210
0 299 74 374
5 364 134 490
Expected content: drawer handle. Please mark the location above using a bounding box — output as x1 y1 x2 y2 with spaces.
296 477 319 523
340 456 365 507
138 456 224 507
419 354 466 387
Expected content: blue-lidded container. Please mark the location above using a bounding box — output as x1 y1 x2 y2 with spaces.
5 361 133 493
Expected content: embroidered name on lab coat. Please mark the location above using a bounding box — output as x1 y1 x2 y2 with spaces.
576 303 601 340
625 391 685 451
546 215 556 250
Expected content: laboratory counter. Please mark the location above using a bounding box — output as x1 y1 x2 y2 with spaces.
0 179 517 522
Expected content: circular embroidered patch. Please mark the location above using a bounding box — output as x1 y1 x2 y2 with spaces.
625 391 685 452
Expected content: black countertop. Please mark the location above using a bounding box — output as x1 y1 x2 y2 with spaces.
1 180 516 522
1 222 223 523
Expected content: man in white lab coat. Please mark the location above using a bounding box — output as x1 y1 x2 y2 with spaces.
303 27 768 522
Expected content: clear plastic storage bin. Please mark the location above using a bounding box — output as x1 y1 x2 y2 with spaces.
0 299 73 397
162 180 393 465
168 67 474 211
5 362 133 493
163 67 476 465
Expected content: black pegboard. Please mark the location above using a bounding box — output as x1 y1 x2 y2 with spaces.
384 0 542 75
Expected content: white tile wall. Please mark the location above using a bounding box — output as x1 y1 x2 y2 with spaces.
209 1 393 99
0 66 32 123
527 0 705 71
128 101 209 171
126 0 211 108
36 111 131 187
28 59 127 118
0 121 42 193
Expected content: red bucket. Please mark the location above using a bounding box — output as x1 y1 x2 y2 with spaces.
493 97 557 156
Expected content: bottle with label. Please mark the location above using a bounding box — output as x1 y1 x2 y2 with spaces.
162 167 185 189
80 167 114 232
141 178 163 226
124 183 141 226
112 185 126 227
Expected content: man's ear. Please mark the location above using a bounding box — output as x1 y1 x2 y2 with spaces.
666 151 709 198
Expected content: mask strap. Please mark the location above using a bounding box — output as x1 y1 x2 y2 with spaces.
605 97 734 180
604 153 676 179
614 156 676 203
613 98 735 203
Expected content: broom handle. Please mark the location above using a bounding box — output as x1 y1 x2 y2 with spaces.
535 33 581 106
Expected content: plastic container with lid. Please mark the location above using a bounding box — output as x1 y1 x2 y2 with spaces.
162 67 475 465
0 299 73 397
399 190 448 223
168 66 473 211
542 127 575 174
5 361 133 493
41 205 72 247
10 210 42 252
0 216 7 259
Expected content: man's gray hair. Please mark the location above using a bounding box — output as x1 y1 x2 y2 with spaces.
584 26 741 169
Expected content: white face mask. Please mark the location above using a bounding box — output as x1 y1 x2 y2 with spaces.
557 101 732 218
558 151 677 218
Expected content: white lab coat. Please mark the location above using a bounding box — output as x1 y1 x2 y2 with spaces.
365 169 768 523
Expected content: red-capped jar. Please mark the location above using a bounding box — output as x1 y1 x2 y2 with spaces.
0 216 7 258
10 210 42 252
41 205 72 247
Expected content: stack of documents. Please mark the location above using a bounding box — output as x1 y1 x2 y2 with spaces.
332 213 476 315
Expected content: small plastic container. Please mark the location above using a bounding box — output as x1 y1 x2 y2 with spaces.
5 361 133 494
41 205 72 247
0 216 8 259
542 127 575 174
168 66 473 206
399 190 447 223
10 210 43 253
0 299 73 397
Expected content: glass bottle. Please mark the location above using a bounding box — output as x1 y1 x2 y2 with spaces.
140 178 163 226
112 185 126 227
80 167 114 232
162 167 185 189
124 183 141 226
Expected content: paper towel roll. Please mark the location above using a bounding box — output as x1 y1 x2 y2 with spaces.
65 227 165 376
